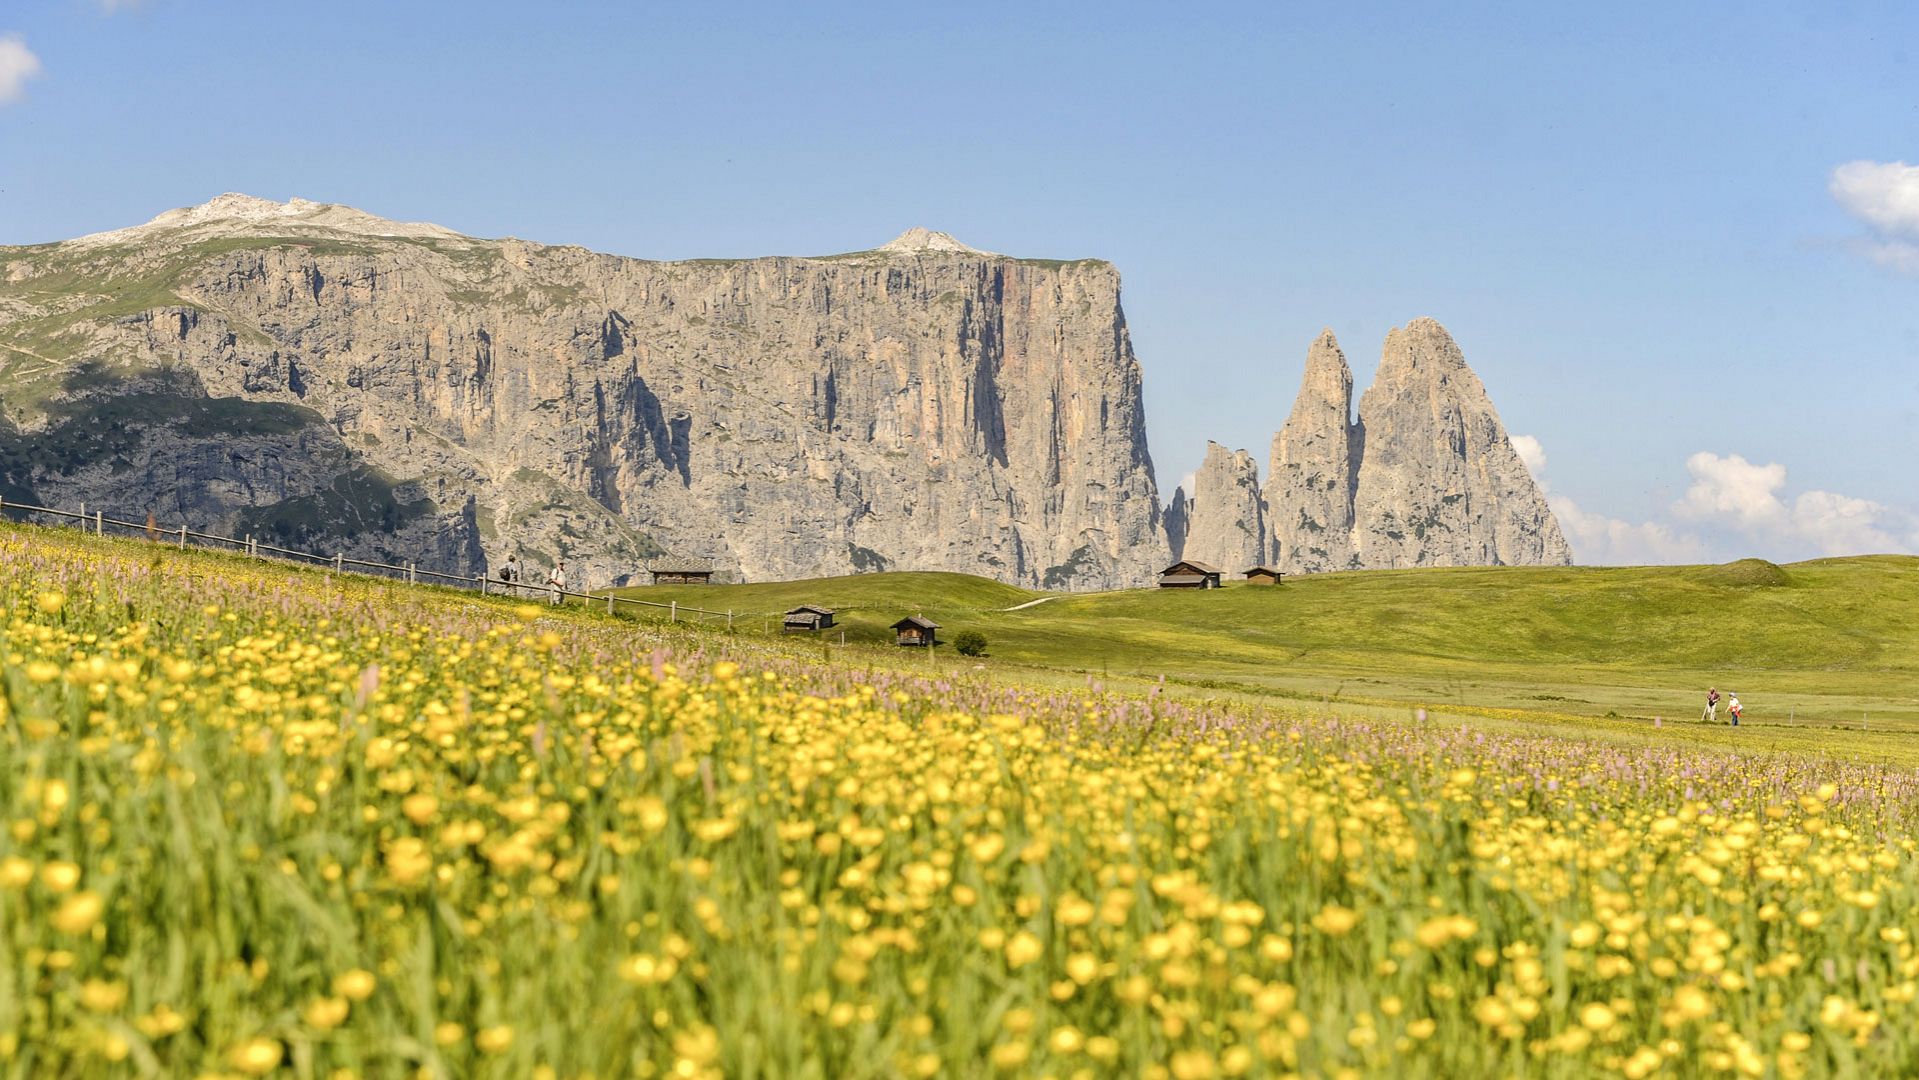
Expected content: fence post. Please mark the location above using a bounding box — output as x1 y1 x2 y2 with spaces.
607 592 614 614
179 525 188 549
334 552 343 573
408 562 416 584
670 601 677 623
728 609 733 630
245 534 254 557
478 574 486 595
79 502 85 529
95 511 103 535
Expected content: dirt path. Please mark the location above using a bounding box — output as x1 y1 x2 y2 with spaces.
1001 596 1061 612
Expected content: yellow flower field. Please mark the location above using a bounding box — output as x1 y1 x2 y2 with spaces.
2 527 1917 1078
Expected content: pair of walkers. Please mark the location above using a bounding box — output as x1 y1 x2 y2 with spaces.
1703 686 1743 727
498 554 568 605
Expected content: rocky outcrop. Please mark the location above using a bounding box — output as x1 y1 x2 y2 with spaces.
1178 442 1265 572
1163 485 1193 561
1264 329 1358 572
1177 318 1569 572
1351 318 1571 568
0 196 1169 589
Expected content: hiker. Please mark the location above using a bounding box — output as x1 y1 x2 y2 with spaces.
500 554 520 594
547 561 567 605
1703 687 1720 724
1728 694 1742 727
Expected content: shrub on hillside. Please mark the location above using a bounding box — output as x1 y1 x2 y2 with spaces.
953 630 988 657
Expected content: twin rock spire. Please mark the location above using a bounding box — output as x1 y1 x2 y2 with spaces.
1171 318 1573 573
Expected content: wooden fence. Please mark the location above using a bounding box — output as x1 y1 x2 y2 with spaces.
0 496 736 628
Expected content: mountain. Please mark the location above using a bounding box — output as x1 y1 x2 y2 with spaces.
1351 318 1571 568
0 195 1168 589
1178 319 1571 572
1263 328 1358 573
1179 442 1265 572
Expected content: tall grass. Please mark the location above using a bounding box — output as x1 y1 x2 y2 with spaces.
2 527 1917 1077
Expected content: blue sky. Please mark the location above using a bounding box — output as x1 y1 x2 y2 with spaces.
3 0 1915 563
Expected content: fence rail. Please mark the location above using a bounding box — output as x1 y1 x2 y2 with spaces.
0 495 736 628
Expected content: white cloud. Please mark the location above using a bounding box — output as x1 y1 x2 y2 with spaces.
1550 494 1710 566
1851 237 1919 273
1525 437 1912 566
1830 160 1919 273
1676 450 1911 558
1784 489 1901 556
1831 160 1919 239
1676 452 1790 530
0 34 42 105
1510 433 1546 479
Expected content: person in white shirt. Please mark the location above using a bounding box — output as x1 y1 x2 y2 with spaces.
547 561 567 605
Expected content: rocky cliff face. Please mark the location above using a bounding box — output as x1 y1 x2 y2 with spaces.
1163 485 1193 561
1177 318 1570 572
1351 318 1571 568
1180 442 1265 572
1264 329 1359 573
0 195 1168 588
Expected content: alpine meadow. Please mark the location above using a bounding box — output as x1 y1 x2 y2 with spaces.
3 525 1917 1077
7 3 1919 1078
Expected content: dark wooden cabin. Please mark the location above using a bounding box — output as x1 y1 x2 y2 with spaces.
649 560 714 585
783 605 836 632
1157 560 1223 589
1242 565 1284 586
891 615 940 646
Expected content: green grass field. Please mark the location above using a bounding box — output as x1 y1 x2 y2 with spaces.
618 556 1919 762
15 523 1919 1076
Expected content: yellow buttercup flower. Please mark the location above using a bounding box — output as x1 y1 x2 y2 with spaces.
228 1038 282 1076
51 891 103 934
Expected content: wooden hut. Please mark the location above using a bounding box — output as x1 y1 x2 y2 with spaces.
891 615 940 647
783 605 836 632
649 560 714 586
1242 565 1284 586
1156 560 1222 589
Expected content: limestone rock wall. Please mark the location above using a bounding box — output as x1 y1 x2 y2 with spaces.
1163 486 1193 561
1264 329 1359 573
1351 318 1572 568
1176 318 1570 573
1179 442 1265 572
0 201 1170 589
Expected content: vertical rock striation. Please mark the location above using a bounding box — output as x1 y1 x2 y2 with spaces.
1264 329 1359 572
0 198 1172 588
1350 318 1570 568
1178 442 1266 572
1180 318 1570 572
1163 485 1193 561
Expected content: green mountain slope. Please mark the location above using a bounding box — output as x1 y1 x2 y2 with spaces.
624 556 1919 732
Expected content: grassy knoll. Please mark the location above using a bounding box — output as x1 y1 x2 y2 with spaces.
621 556 1919 755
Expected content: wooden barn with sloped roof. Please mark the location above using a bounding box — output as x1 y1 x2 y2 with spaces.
1157 560 1222 589
648 559 714 585
891 615 940 646
783 605 836 632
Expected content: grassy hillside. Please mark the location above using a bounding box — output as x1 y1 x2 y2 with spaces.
623 556 1919 740
617 571 1039 631
13 503 1919 1076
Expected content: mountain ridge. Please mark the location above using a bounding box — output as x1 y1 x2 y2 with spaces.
1174 319 1571 572
1 194 1167 589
